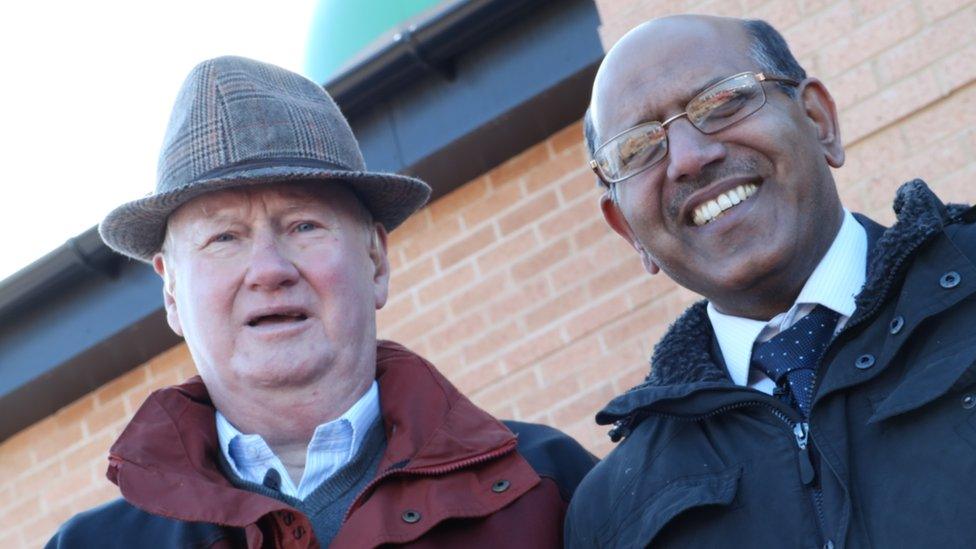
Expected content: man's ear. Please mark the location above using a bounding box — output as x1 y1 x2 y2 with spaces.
600 192 660 275
152 253 184 337
797 78 844 168
368 223 391 310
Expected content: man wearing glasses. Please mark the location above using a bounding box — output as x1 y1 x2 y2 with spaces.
565 14 976 548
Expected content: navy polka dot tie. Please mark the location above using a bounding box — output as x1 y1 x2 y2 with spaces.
750 305 840 418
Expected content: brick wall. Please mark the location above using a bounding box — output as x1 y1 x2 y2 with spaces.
2 0 973 546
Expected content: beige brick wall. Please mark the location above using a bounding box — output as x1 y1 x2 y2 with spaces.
2 0 973 546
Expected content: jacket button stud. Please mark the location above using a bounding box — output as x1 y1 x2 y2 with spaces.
823 541 834 549
888 315 904 334
855 354 875 369
940 271 961 288
492 479 511 493
402 510 422 524
292 526 305 539
962 394 976 410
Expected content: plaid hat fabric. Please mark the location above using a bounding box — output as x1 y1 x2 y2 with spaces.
99 56 431 262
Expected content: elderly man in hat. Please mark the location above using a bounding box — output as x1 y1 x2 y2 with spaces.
48 56 595 548
564 14 976 549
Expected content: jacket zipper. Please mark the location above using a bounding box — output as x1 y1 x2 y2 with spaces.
342 440 519 523
628 400 828 542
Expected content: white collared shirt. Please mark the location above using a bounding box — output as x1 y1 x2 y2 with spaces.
215 381 380 500
707 209 868 394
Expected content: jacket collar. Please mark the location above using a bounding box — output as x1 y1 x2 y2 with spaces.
106 340 519 530
598 180 970 428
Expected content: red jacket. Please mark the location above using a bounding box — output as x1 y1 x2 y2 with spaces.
48 341 595 548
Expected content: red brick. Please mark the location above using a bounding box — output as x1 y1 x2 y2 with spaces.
896 85 974 149
390 256 436 293
820 2 921 78
939 41 976 94
500 328 566 371
462 321 523 365
559 169 601 203
453 361 505 395
877 8 975 84
59 432 114 474
83 398 129 437
548 120 584 156
918 0 973 21
471 366 541 408
377 293 418 332
538 194 602 242
517 374 582 419
828 62 880 111
552 382 616 426
601 298 671 349
449 271 511 316
391 207 432 242
523 153 575 194
427 176 490 224
490 142 551 187
498 190 559 236
783 2 857 58
94 368 147 407
548 252 599 294
524 286 591 333
0 493 41 532
844 69 943 143
402 216 465 263
425 312 488 347
461 180 525 228
485 278 552 324
417 263 476 306
535 332 605 386
476 227 541 276
511 238 572 282
384 304 450 345
573 217 615 249
564 294 632 340
850 0 908 23
437 225 497 269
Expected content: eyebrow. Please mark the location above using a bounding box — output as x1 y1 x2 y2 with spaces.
624 73 737 130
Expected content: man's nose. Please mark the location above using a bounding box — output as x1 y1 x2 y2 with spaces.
244 237 300 291
664 118 726 182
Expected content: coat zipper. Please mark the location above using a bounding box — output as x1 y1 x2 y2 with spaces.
626 400 828 542
341 440 519 523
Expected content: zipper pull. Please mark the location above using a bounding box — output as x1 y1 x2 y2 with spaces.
793 422 816 486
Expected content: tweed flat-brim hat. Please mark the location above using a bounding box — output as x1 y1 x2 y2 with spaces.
100 56 431 262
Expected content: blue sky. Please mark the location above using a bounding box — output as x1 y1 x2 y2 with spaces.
0 0 318 279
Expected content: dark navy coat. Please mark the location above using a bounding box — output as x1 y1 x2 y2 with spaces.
566 181 976 548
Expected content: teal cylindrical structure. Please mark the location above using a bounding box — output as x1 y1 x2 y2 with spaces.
306 0 442 84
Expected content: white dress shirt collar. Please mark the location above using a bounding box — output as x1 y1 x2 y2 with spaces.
215 380 380 500
707 209 868 387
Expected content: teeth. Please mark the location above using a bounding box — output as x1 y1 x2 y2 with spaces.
692 184 758 226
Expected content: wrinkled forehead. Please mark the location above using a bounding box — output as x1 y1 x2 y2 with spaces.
591 16 755 137
166 182 361 235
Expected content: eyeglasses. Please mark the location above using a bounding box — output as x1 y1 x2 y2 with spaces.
589 72 799 185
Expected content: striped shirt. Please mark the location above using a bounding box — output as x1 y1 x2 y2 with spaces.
707 209 868 395
215 381 380 500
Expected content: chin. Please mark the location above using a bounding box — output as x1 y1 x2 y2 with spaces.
232 353 332 389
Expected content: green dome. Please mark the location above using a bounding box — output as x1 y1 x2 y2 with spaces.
306 0 442 84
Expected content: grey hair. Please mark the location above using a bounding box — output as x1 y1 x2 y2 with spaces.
587 18 807 200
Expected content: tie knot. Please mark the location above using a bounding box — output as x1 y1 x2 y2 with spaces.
751 305 840 383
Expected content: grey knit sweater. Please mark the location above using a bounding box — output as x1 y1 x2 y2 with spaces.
218 417 387 545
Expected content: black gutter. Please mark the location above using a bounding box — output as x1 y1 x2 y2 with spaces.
326 0 549 116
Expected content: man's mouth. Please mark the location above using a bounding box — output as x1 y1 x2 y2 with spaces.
691 183 759 226
246 309 309 327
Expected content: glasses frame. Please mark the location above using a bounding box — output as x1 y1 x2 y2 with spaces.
589 71 800 185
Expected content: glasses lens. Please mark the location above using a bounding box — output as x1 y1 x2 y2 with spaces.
688 73 766 134
596 123 667 183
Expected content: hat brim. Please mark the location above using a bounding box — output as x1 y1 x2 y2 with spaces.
99 164 431 262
